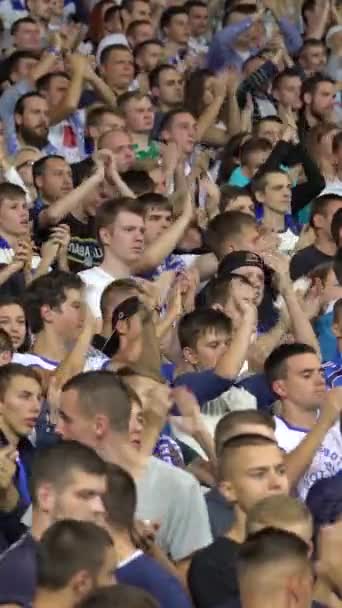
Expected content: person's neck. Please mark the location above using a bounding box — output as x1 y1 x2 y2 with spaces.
241 164 256 179
304 106 319 128
278 399 318 429
263 206 286 232
31 510 51 540
96 434 148 480
0 420 20 447
34 588 74 608
159 101 176 112
338 337 342 353
164 39 186 56
102 319 113 339
314 232 337 256
33 329 69 363
0 229 18 249
241 592 288 608
175 359 197 376
225 505 246 544
100 251 131 278
109 528 137 565
131 132 149 148
37 192 53 206
111 84 130 96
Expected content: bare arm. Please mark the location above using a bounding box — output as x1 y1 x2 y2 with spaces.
53 309 99 388
215 302 257 379
49 54 87 126
84 64 117 110
247 316 288 373
195 76 226 143
172 386 217 466
283 389 342 489
38 165 104 228
133 193 193 273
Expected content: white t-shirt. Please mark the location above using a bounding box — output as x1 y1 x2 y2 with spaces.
274 415 342 500
13 349 108 372
78 266 118 317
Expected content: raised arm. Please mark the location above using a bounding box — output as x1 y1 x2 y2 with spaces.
283 388 342 490
215 301 257 379
49 54 88 126
133 192 193 273
37 163 104 228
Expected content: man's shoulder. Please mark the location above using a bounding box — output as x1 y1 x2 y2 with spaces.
0 534 36 605
147 456 200 489
291 245 316 261
78 266 113 283
190 536 238 566
0 532 36 572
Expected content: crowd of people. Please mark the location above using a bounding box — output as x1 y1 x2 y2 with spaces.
0 0 342 606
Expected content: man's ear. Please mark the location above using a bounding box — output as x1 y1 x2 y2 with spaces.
303 92 312 107
183 346 198 366
94 413 110 439
14 112 23 127
272 379 287 400
70 570 93 600
40 304 54 325
218 479 237 504
312 212 324 230
332 321 341 338
98 226 112 247
255 189 265 203
151 86 160 100
37 482 56 514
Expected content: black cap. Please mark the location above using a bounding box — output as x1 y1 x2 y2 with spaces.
218 250 265 279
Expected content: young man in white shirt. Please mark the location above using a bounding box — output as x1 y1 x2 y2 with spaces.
79 194 194 317
20 270 106 372
264 342 342 500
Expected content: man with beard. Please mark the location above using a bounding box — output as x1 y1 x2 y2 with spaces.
298 74 337 142
12 92 58 156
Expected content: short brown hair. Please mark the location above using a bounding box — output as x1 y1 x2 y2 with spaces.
246 495 312 536
62 371 135 433
215 410 275 455
0 362 41 400
217 434 279 482
205 211 257 259
0 182 26 207
100 278 138 318
95 198 145 244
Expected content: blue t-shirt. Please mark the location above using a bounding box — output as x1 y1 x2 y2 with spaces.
323 350 342 388
174 370 276 410
116 552 192 608
174 369 233 406
0 533 37 606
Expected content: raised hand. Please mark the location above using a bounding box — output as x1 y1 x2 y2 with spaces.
0 446 17 490
170 386 204 437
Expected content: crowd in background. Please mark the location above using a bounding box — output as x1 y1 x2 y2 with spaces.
0 0 342 607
